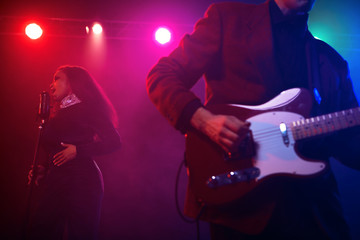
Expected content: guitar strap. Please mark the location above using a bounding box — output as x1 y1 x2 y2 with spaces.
305 32 323 115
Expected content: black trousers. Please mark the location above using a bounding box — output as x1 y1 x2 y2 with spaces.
28 161 104 240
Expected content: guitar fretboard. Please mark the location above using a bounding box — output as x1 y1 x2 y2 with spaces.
291 107 360 140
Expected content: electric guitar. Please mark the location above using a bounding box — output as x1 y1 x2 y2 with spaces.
185 88 360 205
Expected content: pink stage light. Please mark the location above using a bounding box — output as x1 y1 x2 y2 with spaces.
155 27 171 45
25 23 43 40
92 23 103 35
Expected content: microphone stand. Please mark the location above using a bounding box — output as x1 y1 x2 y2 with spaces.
22 117 47 239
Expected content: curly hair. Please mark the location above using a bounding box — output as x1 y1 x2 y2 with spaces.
54 65 118 126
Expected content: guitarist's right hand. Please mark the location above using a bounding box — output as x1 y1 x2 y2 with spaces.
191 107 250 153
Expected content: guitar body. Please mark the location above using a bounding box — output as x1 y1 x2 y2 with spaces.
185 88 328 205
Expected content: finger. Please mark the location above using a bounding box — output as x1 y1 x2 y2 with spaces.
224 116 247 132
53 154 65 165
219 120 249 142
54 160 62 166
53 155 63 163
53 151 63 159
54 159 64 166
228 121 250 141
219 127 240 142
55 159 66 166
218 137 235 152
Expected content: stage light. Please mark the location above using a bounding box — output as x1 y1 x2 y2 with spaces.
92 23 103 35
25 23 43 40
155 27 171 45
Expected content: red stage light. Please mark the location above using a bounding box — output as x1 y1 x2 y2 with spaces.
25 23 43 40
155 27 171 45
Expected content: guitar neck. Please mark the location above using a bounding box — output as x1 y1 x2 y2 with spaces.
291 107 360 140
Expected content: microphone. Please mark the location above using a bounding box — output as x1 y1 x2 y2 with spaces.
38 91 50 120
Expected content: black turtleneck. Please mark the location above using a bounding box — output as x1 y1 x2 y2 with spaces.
270 0 309 90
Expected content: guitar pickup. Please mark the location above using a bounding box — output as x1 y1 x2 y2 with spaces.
279 122 290 147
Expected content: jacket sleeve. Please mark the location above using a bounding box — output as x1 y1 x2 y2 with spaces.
329 61 360 169
297 52 360 168
146 4 222 133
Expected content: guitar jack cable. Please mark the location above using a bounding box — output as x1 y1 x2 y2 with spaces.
175 152 206 240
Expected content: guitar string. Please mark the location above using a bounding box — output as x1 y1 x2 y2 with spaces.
252 120 349 141
253 127 295 142
253 128 329 142
249 119 342 139
241 109 360 142
245 107 360 138
252 108 360 139
253 127 314 142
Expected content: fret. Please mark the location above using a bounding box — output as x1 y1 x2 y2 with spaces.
308 118 316 136
320 115 329 134
300 119 309 138
324 113 336 133
334 111 343 129
291 122 297 140
291 121 302 140
352 108 360 123
297 120 304 139
290 107 360 141
332 112 343 131
303 119 312 138
310 116 323 136
308 118 318 137
339 110 350 129
348 109 358 126
344 109 357 127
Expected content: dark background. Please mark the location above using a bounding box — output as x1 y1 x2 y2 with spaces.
1 0 360 239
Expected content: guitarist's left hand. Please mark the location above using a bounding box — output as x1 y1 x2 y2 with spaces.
190 107 250 152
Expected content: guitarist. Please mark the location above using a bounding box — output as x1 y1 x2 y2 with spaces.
146 0 360 239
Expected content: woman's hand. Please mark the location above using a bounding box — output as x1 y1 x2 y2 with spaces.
28 165 46 186
53 142 77 166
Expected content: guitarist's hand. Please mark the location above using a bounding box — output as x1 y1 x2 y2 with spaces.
191 107 250 152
